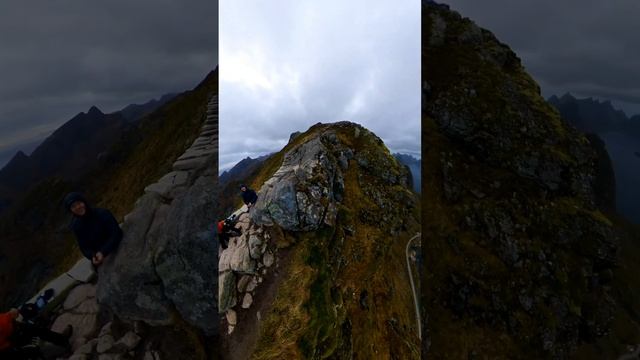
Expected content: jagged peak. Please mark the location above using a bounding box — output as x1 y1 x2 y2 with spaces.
560 92 576 101
87 105 103 116
12 150 28 160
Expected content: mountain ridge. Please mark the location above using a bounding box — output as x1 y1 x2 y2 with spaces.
219 121 421 359
0 92 179 214
423 2 637 358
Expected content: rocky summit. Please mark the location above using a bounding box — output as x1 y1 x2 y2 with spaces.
423 1 639 359
219 121 421 359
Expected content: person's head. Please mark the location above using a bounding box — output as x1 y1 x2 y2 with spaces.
240 184 247 192
63 192 88 217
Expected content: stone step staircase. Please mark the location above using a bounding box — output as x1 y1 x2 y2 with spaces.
143 95 218 200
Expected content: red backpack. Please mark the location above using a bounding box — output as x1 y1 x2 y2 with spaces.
0 312 15 350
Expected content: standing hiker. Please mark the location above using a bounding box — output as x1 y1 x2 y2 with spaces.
240 184 258 210
63 192 123 267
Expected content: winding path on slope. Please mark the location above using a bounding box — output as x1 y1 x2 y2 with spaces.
406 232 422 340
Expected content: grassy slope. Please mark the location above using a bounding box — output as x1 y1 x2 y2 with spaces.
92 69 218 219
239 123 421 359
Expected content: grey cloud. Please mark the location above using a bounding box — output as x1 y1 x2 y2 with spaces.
445 0 640 113
220 0 421 170
0 0 217 167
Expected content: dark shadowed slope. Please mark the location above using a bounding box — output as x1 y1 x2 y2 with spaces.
423 2 639 358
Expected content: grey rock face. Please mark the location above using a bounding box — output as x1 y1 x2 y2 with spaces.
97 334 115 353
251 132 347 231
219 271 237 313
97 193 173 325
153 175 218 335
97 95 219 335
115 331 142 351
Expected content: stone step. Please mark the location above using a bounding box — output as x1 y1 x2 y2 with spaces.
67 258 96 283
178 149 216 161
190 142 216 149
191 135 217 144
173 156 211 171
144 171 191 199
200 129 216 137
191 141 213 149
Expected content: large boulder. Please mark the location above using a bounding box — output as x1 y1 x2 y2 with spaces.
97 193 172 325
155 174 219 335
251 133 346 231
97 173 219 335
218 271 236 313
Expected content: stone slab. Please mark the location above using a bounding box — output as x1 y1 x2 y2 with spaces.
28 273 78 304
67 258 96 283
144 182 173 198
63 284 97 311
178 149 215 161
158 171 190 187
173 156 209 171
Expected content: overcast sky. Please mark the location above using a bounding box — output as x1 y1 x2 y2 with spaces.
220 0 420 172
444 0 640 117
0 0 218 168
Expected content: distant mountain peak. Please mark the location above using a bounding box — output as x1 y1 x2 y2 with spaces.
0 150 30 177
87 105 103 116
6 150 28 164
560 92 576 101
13 150 27 159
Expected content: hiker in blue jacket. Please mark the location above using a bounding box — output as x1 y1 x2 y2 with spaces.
240 184 258 210
63 192 123 267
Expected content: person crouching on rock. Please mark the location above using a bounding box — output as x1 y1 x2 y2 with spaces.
217 218 242 249
63 192 123 267
0 308 72 358
240 184 258 211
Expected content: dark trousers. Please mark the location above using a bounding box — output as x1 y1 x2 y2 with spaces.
0 346 43 360
219 228 241 249
220 233 230 249
13 322 69 348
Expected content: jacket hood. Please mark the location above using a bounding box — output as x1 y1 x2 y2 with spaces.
63 192 89 212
